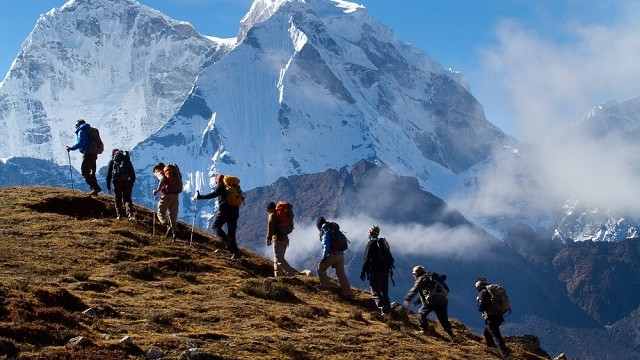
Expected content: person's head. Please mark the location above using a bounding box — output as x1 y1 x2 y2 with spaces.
153 162 165 173
267 202 276 212
75 119 86 128
475 277 488 291
412 265 425 278
112 148 120 157
215 174 224 184
316 216 326 230
368 225 380 238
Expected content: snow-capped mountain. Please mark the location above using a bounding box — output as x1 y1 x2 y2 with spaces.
0 0 229 169
0 157 83 188
131 0 509 202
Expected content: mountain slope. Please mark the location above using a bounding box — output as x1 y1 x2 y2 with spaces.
131 0 510 200
0 0 228 169
0 186 550 359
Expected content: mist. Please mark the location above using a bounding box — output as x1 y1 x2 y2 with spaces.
466 2 640 224
260 215 494 271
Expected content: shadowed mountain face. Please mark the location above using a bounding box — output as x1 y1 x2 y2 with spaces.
236 160 599 357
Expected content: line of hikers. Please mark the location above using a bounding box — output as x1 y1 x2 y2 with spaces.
67 119 511 358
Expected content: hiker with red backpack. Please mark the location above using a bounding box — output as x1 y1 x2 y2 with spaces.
403 265 457 342
196 174 243 259
105 149 136 221
316 217 353 298
66 119 103 196
152 162 181 240
266 201 299 276
360 225 394 315
475 277 511 358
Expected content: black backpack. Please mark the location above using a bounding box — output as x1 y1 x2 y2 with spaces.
111 151 134 182
375 238 395 271
427 272 450 296
327 222 349 251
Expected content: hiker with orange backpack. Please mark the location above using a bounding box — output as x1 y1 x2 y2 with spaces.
266 201 299 276
152 162 182 240
196 174 243 259
66 119 103 196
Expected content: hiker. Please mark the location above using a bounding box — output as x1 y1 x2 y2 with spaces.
475 277 511 358
360 225 394 315
105 149 136 221
66 119 102 196
266 202 299 276
196 174 242 259
316 217 352 298
403 265 456 341
152 162 179 240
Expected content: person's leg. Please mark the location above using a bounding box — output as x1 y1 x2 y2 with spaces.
333 254 352 297
82 154 101 192
212 210 229 242
274 238 297 276
317 254 337 289
434 304 455 338
369 271 388 312
157 196 170 226
226 209 239 254
167 193 179 234
417 305 431 332
123 181 134 218
113 181 124 218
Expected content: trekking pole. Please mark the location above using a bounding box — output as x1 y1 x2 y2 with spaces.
190 191 199 247
152 191 157 237
67 151 74 192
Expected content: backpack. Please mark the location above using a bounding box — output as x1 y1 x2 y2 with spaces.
223 175 244 207
86 126 104 155
427 272 450 297
375 238 395 271
274 201 294 234
327 222 349 252
111 150 134 182
486 284 511 315
163 164 183 194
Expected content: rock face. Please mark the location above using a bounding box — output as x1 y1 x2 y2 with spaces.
0 0 227 169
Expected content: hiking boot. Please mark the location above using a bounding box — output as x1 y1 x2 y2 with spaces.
116 215 123 220
500 346 511 359
89 189 100 196
299 269 312 276
127 215 137 223
230 252 242 260
165 227 173 238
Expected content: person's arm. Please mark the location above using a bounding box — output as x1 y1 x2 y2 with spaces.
68 128 89 151
128 161 136 183
266 212 277 245
320 226 331 259
361 241 372 272
477 289 492 312
197 184 222 200
403 277 423 307
105 160 114 191
153 172 166 195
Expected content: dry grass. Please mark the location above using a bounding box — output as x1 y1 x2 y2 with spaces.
0 186 549 359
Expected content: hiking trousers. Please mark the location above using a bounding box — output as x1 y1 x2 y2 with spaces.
419 302 454 337
317 253 352 297
212 204 239 254
113 180 134 218
81 153 101 191
483 315 506 348
157 193 179 230
368 270 391 313
273 237 298 276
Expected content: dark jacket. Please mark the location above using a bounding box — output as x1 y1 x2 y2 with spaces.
68 123 91 153
361 238 391 273
405 273 448 306
477 288 495 314
106 152 136 186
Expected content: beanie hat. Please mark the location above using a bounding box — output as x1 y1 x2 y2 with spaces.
316 216 326 230
368 225 380 238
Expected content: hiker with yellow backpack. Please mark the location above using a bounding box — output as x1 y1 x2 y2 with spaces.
196 174 244 259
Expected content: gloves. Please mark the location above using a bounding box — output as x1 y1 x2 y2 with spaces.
402 300 410 309
66 146 71 152
266 237 272 246
152 189 158 196
360 271 366 281
195 190 201 200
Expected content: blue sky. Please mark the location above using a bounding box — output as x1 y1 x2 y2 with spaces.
2 0 639 137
